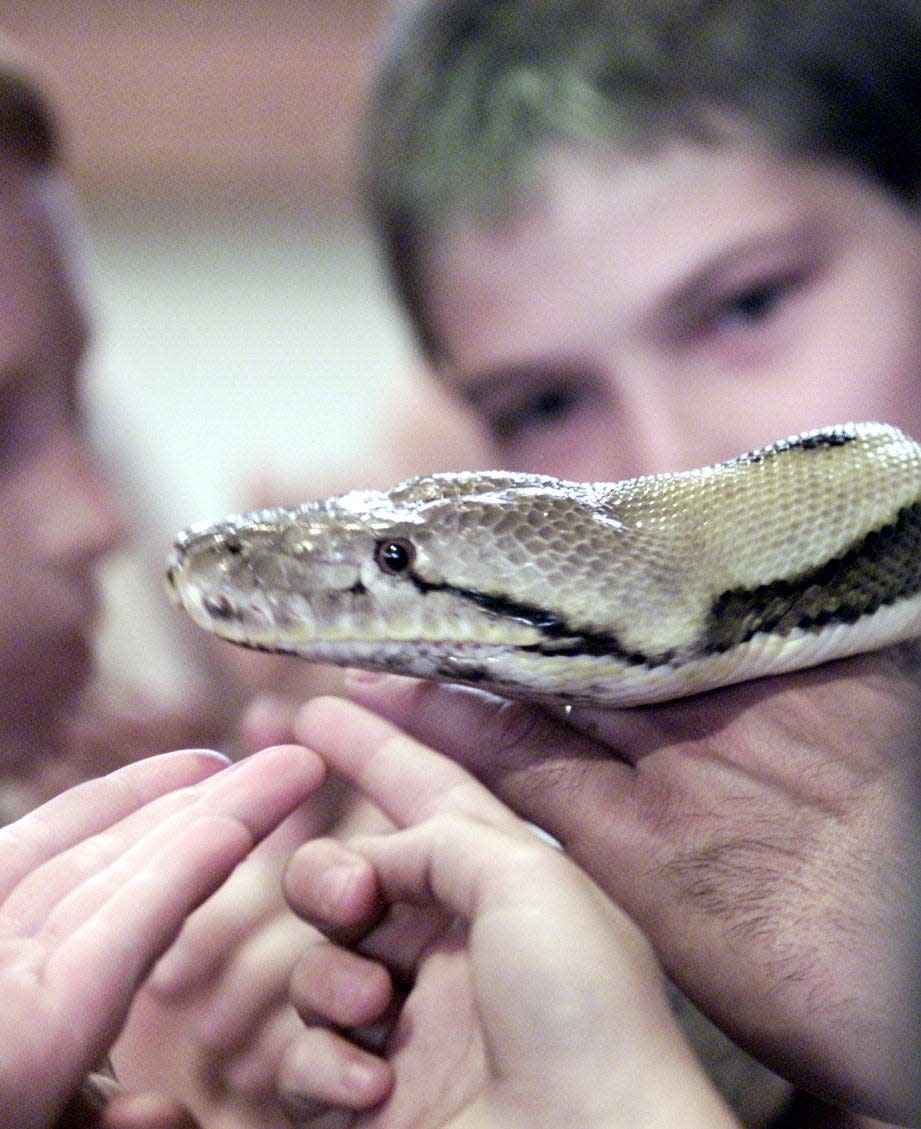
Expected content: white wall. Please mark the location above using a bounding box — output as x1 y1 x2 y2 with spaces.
84 200 414 536
80 198 417 697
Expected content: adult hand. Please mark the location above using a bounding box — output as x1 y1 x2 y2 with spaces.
280 697 741 1129
0 742 325 1129
338 652 921 1125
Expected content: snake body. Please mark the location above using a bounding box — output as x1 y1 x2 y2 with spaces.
166 421 921 705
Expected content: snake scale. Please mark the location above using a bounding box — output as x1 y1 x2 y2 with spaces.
166 421 921 706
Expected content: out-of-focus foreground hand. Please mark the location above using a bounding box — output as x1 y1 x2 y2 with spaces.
111 818 313 1129
340 653 921 1126
279 696 741 1129
113 705 389 1129
0 742 325 1129
56 1072 199 1129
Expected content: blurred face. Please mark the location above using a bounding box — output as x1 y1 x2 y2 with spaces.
425 141 921 481
0 157 123 754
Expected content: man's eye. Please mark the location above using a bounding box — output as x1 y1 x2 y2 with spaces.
490 382 583 444
723 285 780 322
527 386 576 422
708 273 803 332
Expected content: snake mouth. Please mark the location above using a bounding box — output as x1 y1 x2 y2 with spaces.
164 549 183 603
173 583 272 642
169 565 542 678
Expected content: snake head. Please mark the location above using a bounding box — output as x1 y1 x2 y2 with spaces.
164 471 631 684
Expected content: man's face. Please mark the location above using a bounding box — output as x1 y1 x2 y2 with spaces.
426 140 921 483
0 158 123 750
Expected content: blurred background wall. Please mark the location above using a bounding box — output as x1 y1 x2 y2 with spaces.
2 1 468 698
4 0 415 528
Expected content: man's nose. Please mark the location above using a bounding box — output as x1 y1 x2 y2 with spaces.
30 428 128 567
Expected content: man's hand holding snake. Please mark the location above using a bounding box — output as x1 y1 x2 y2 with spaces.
339 656 920 1124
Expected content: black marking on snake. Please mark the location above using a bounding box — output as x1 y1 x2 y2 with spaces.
406 499 921 668
738 427 857 465
407 574 675 667
433 660 492 684
703 500 921 652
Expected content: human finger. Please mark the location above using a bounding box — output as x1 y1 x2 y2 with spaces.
0 750 230 902
147 803 319 998
295 696 526 835
94 1091 201 1129
341 673 638 848
30 745 324 943
4 785 234 931
343 665 920 1114
148 846 295 999
218 1005 305 1100
277 1024 392 1121
182 910 316 1054
283 837 382 941
289 934 392 1031
239 694 302 754
27 747 324 1054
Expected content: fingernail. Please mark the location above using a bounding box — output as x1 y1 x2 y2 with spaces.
318 861 362 916
344 669 389 689
147 950 184 994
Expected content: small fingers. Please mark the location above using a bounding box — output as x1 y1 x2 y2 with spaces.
341 675 652 865
96 1091 201 1129
342 672 602 782
149 841 298 998
277 1026 392 1122
284 838 381 941
56 1084 200 1129
0 750 229 903
184 911 316 1052
284 837 449 980
13 746 327 1070
290 939 392 1031
219 1005 305 1099
25 745 325 944
295 697 518 834
239 694 301 755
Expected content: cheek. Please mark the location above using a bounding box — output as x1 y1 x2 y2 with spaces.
0 544 46 630
528 410 625 480
751 249 921 439
810 297 921 428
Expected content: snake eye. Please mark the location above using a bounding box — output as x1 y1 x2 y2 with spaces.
375 537 416 575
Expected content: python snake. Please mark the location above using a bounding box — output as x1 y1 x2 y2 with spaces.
166 421 921 706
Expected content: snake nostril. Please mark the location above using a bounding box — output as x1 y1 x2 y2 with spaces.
204 593 237 620
164 550 184 593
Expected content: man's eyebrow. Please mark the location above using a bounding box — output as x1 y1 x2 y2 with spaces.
650 216 831 326
442 359 588 408
457 365 534 407
444 349 600 404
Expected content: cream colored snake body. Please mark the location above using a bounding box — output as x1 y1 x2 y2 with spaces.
166 421 921 705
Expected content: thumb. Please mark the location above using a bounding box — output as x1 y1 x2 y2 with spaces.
342 672 645 856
